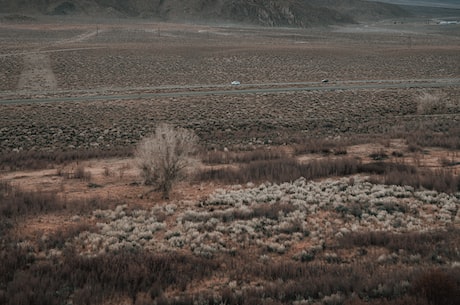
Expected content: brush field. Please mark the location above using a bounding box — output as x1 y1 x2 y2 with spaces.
1 16 460 305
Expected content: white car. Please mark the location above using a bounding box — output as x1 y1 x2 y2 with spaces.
231 81 241 85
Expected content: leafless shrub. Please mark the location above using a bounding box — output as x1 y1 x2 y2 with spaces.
360 161 416 176
293 138 336 155
196 157 360 184
369 149 389 161
135 123 199 199
103 167 112 177
339 228 460 259
407 142 423 152
57 165 92 181
40 223 96 251
73 165 92 181
374 167 459 194
412 269 460 305
242 158 304 183
0 147 132 171
0 187 64 218
333 146 348 155
202 147 287 165
252 202 297 220
0 183 113 220
405 128 460 150
0 180 12 196
439 156 459 167
344 296 429 305
416 92 447 115
1 248 218 305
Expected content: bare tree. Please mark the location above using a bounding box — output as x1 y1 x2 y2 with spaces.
135 123 199 199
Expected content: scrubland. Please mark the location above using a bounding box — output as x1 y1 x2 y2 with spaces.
0 17 459 305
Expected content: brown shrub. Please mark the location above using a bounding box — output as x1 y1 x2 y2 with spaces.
292 138 337 155
0 147 132 171
412 269 460 305
405 128 460 150
339 228 460 259
202 147 288 165
381 168 459 194
251 202 297 220
0 187 63 218
416 92 447 115
369 149 389 161
0 183 114 220
73 165 92 181
364 161 459 194
344 295 429 305
1 246 220 305
196 157 360 184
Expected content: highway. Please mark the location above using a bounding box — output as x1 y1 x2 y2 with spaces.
1 78 459 105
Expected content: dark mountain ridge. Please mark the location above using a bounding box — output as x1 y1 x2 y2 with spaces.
0 0 410 27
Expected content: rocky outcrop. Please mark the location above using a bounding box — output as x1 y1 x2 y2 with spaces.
221 0 354 27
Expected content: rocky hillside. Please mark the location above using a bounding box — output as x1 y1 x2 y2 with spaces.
308 0 410 20
0 0 409 26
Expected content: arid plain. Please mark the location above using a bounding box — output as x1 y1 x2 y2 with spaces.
1 15 459 305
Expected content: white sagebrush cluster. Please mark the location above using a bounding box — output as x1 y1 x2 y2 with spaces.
75 204 174 255
73 176 459 258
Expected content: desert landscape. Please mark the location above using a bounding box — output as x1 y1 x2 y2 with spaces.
0 1 460 304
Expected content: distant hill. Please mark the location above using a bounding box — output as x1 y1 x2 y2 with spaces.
366 0 460 10
0 0 411 27
366 0 460 17
309 0 410 20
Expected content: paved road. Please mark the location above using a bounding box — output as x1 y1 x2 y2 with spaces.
1 78 459 105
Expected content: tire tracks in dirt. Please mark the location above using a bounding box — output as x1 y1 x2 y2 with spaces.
17 53 58 91
15 29 104 92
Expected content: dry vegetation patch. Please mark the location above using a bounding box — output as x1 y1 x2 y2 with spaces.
1 19 460 305
2 172 459 304
1 88 459 154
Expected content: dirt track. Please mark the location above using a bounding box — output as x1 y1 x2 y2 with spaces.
17 52 57 91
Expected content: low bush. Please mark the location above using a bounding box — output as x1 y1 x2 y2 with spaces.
338 228 460 259
0 186 63 219
202 147 288 165
0 182 113 220
405 127 460 150
377 168 459 194
196 157 360 184
416 92 447 115
412 269 460 305
0 247 218 305
369 150 389 161
344 295 429 305
0 180 12 195
0 147 132 171
57 165 92 181
40 223 97 251
292 138 343 155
